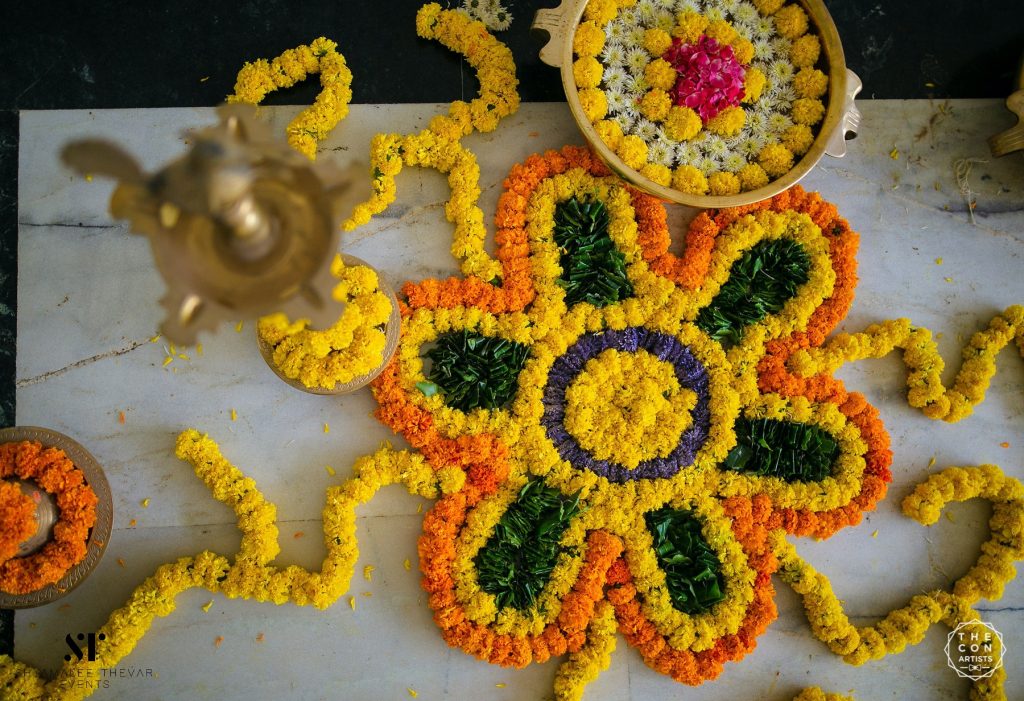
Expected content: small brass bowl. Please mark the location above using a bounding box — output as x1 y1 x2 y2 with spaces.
0 426 113 609
533 0 862 207
257 254 401 395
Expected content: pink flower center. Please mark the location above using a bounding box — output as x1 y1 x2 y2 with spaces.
662 36 746 122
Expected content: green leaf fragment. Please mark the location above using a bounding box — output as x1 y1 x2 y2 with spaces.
553 197 634 308
426 331 530 412
644 508 726 615
723 418 840 483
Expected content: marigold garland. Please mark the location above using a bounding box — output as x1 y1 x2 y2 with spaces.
0 441 98 595
227 37 353 160
0 480 36 565
257 256 393 390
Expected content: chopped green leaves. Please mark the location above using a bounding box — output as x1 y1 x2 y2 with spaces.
426 331 529 412
644 507 725 615
553 197 633 307
723 418 840 482
696 238 811 346
475 480 583 611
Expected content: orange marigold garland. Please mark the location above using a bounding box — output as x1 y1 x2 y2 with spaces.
0 441 98 595
0 480 36 564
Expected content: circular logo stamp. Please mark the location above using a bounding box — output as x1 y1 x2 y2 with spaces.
944 620 1006 681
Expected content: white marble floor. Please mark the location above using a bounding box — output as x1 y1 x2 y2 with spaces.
13 101 1024 700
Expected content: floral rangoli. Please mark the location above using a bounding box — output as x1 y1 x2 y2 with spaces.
2 5 1023 701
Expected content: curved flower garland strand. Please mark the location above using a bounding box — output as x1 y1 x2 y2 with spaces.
773 464 1023 701
343 4 519 282
227 37 353 160
786 305 1024 422
0 432 466 701
792 690 853 701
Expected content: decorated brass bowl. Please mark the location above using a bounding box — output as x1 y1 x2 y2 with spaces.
257 254 401 395
0 426 113 609
533 0 862 207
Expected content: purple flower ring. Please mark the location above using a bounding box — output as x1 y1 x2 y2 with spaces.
541 327 711 483
663 35 747 121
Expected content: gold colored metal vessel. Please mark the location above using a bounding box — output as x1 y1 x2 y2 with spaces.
533 0 862 207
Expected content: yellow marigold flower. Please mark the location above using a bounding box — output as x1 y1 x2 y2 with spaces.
705 106 745 136
753 0 785 13
743 67 766 102
730 37 755 64
640 162 673 187
774 4 809 39
594 119 624 151
790 34 821 68
584 0 618 25
707 171 742 196
573 20 605 57
617 134 649 170
794 67 829 99
705 20 738 45
673 11 708 43
644 58 677 91
758 143 794 177
663 106 702 141
672 164 709 194
782 123 815 155
573 56 603 89
738 163 769 191
639 89 672 122
578 87 608 121
642 28 673 57
792 97 825 125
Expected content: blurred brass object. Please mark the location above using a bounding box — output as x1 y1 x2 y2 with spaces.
61 105 369 346
532 0 862 207
988 60 1024 157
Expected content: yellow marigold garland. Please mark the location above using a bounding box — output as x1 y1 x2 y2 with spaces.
0 431 465 701
788 305 1024 422
773 464 1023 701
227 37 353 160
342 3 518 282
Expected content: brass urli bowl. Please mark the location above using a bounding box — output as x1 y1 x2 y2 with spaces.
0 426 113 609
257 254 402 395
533 0 863 207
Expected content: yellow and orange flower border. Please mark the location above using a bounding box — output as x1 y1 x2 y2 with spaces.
2 4 1024 701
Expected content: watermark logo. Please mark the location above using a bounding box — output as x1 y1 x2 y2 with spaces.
64 632 106 662
945 620 1005 681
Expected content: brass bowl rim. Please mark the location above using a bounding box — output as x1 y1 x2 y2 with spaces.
558 0 849 207
257 253 401 395
0 426 113 609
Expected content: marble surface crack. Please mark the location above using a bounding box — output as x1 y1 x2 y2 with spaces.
17 339 146 387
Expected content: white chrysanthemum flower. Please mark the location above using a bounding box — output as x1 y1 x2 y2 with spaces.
752 38 774 61
675 142 702 165
606 90 631 115
738 135 766 157
733 2 760 26
720 0 742 14
626 23 648 47
776 84 797 104
489 1 513 31
626 47 651 75
723 153 747 172
745 110 767 132
676 0 700 14
601 42 627 67
702 133 729 159
636 0 659 21
634 118 659 142
697 156 721 174
606 19 630 43
753 17 775 40
648 138 675 166
771 37 791 57
655 9 676 31
704 7 725 22
602 65 630 92
768 112 793 135
769 59 795 82
614 111 637 134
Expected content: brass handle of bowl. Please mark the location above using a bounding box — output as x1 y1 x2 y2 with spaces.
533 1 578 68
825 69 862 158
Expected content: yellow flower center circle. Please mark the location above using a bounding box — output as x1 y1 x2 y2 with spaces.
562 348 697 470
